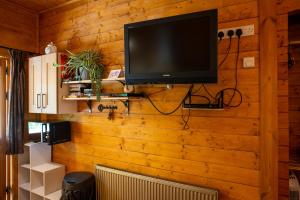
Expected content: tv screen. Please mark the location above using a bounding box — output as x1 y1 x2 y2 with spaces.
124 9 218 84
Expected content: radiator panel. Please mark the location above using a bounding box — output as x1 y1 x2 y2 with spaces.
96 165 218 200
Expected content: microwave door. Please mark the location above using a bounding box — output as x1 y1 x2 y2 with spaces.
42 123 48 143
52 126 56 144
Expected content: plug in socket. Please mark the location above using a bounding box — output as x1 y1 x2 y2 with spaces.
218 25 254 39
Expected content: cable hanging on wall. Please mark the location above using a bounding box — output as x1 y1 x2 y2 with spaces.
145 29 244 129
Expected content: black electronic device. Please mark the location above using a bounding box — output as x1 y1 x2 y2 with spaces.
182 90 224 109
41 121 71 145
124 9 218 85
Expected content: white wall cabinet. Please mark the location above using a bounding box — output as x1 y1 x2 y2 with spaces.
28 53 76 114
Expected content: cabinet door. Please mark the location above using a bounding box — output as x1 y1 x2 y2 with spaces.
28 56 42 113
41 53 57 114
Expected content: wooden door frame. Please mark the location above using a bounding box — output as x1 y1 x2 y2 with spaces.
259 0 278 199
0 59 7 200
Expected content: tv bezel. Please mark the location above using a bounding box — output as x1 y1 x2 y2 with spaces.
124 9 218 85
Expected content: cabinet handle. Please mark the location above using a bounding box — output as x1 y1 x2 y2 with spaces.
37 94 41 108
42 94 47 108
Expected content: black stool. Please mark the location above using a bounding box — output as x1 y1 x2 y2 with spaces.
60 171 95 200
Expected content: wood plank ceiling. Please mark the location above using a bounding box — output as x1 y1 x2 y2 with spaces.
6 0 74 12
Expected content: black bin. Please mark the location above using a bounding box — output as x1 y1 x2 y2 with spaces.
60 171 95 200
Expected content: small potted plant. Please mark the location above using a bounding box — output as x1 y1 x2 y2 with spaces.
56 49 104 101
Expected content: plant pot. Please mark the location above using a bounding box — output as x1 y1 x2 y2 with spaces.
80 67 89 80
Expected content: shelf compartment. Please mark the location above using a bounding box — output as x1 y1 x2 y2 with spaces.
44 164 65 196
31 186 45 196
31 170 43 192
31 163 64 173
19 182 30 191
19 189 30 200
31 192 44 200
21 164 31 169
45 190 62 200
30 143 51 168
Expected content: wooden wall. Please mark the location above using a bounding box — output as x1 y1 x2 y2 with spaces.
277 0 300 199
0 0 38 53
276 4 290 200
289 17 300 162
39 1 261 199
38 0 271 199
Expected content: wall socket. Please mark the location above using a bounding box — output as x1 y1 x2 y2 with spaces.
218 24 255 39
243 57 255 68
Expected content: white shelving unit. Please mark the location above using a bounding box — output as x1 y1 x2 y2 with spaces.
18 142 65 200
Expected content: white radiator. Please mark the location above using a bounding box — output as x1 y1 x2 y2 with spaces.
96 165 218 200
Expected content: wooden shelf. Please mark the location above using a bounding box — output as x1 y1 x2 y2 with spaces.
62 96 133 101
102 77 125 82
19 182 30 191
62 95 143 101
289 40 300 46
32 186 45 196
44 190 62 200
62 77 125 84
25 142 36 147
62 94 143 114
21 164 31 169
289 162 300 171
31 163 64 173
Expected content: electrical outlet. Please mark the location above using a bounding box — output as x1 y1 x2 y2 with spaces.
241 25 255 37
218 24 255 39
243 57 255 68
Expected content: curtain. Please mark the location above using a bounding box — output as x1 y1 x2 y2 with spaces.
6 49 26 154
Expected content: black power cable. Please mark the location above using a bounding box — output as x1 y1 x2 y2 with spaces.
181 93 212 130
146 85 193 115
218 37 232 69
146 29 243 129
226 30 241 106
181 108 190 130
201 30 243 108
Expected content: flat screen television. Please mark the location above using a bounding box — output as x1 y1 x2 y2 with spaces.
124 9 218 85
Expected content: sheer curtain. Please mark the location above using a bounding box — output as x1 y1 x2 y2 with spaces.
6 49 26 154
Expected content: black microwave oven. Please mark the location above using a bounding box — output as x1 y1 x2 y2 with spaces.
28 121 71 145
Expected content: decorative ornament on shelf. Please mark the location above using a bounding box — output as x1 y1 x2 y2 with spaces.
107 69 122 80
45 42 57 54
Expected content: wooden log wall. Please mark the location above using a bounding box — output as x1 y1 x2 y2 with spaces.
37 0 282 199
0 0 38 53
276 5 290 200
289 16 300 162
277 0 300 199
